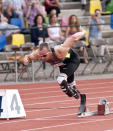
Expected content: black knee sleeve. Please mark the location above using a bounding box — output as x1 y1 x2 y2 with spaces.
60 80 73 97
67 85 80 99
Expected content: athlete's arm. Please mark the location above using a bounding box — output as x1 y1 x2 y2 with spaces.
62 29 86 48
23 49 39 65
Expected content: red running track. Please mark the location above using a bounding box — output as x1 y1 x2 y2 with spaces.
0 78 113 131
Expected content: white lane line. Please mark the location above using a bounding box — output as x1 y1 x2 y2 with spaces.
23 95 65 101
20 87 113 97
0 113 76 125
21 90 60 96
23 90 113 106
0 80 113 127
23 93 113 102
0 107 112 126
104 129 113 131
19 81 113 91
3 93 111 125
20 86 57 91
26 105 80 113
0 112 98 125
0 93 111 124
19 82 113 93
26 100 113 113
25 99 73 106
21 117 113 131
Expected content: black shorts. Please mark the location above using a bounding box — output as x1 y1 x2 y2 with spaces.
59 48 80 83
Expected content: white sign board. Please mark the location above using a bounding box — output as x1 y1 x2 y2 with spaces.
0 89 26 119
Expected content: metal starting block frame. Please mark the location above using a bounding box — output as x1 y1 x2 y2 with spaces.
77 98 112 118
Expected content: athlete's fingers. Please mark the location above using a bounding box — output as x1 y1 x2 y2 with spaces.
23 55 30 65
30 52 36 59
74 32 86 41
29 50 39 60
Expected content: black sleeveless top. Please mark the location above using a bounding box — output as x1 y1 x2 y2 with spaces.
47 48 80 66
47 48 64 66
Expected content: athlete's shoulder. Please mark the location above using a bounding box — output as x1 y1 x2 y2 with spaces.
54 45 69 56
54 45 67 52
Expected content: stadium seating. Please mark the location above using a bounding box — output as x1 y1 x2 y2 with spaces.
12 33 25 47
10 18 22 28
90 0 102 14
0 35 7 51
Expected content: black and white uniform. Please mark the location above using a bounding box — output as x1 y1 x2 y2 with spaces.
48 48 80 83
47 48 80 98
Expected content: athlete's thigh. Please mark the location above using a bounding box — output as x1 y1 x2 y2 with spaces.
59 62 78 76
67 74 74 83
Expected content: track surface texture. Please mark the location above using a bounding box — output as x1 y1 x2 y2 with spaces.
0 78 113 131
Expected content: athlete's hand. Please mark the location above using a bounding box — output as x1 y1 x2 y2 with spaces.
74 31 86 41
23 55 30 65
23 50 39 65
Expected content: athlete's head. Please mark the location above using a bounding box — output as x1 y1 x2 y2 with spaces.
38 42 51 61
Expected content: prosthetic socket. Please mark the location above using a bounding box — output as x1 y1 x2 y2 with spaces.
57 74 80 99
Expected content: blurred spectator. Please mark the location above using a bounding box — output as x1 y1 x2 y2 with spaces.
65 15 88 63
3 5 19 24
0 12 20 37
88 9 106 62
101 0 106 12
34 0 47 18
105 0 111 6
9 0 26 10
0 2 8 23
0 1 2 11
101 0 111 12
48 14 64 45
44 0 61 16
44 8 57 24
81 0 87 9
49 8 57 16
30 14 50 46
105 0 113 13
24 0 47 27
88 9 105 40
9 0 26 28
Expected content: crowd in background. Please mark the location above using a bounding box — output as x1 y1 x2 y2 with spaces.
0 0 111 64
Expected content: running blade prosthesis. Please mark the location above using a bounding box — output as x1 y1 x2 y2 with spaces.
77 94 86 116
77 98 111 118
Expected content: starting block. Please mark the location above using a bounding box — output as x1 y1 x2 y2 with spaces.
77 98 111 118
0 89 26 120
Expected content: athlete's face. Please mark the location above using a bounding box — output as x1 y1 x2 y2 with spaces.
38 47 50 61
